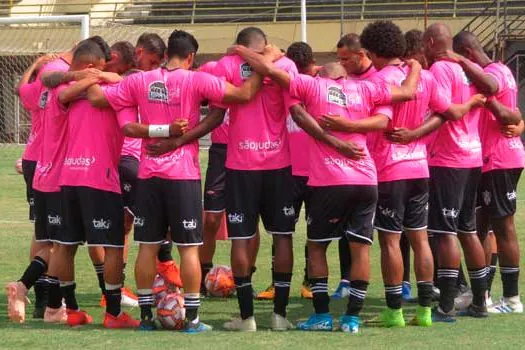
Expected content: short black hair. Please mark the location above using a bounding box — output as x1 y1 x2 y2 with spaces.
88 35 112 62
337 33 361 51
286 42 314 73
111 41 136 67
136 33 166 59
73 39 106 64
167 30 199 59
404 29 424 58
360 20 406 58
453 31 481 56
236 27 267 47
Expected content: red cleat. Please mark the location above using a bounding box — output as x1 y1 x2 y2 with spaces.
157 260 183 287
67 309 93 327
103 312 140 329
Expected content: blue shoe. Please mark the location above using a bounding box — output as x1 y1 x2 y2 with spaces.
402 281 412 302
139 319 157 331
183 320 213 333
339 315 360 333
431 306 456 323
331 281 350 300
296 313 333 331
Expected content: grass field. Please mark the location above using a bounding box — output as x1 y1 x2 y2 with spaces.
0 145 524 349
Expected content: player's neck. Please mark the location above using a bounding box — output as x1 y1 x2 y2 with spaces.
376 57 402 70
165 57 188 71
476 53 493 68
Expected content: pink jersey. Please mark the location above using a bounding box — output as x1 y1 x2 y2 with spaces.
60 83 123 193
428 60 483 168
104 68 226 180
200 61 229 145
367 65 451 182
479 62 524 172
350 64 377 81
214 55 298 170
121 137 141 160
287 114 310 177
289 73 392 186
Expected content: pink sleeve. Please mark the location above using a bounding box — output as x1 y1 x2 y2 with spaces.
19 82 41 110
363 81 392 107
372 105 393 119
213 57 233 83
193 71 226 104
428 77 451 114
484 65 504 95
289 73 316 105
103 74 139 111
116 107 138 128
429 63 452 105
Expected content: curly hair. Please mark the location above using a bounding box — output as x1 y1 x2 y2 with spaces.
286 42 314 73
360 20 406 59
404 29 424 58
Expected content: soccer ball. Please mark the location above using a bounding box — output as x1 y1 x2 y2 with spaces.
15 158 23 175
152 274 179 306
205 265 235 297
156 292 185 330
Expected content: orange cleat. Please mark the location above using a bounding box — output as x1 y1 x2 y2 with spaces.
256 285 275 300
67 309 93 327
44 306 67 323
6 281 29 323
103 312 140 329
157 260 183 287
100 287 139 308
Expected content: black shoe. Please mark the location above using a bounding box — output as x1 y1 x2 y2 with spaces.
139 318 157 331
457 303 488 318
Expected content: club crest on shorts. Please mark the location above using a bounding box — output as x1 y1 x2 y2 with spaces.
148 81 168 103
240 62 253 80
327 86 347 107
482 190 491 206
507 191 517 201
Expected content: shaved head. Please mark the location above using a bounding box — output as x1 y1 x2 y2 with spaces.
423 23 453 62
453 31 483 56
318 62 347 80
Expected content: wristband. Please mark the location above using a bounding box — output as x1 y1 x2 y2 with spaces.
148 124 170 138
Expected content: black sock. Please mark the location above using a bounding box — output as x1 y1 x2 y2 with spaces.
346 280 369 316
385 284 402 309
201 262 213 291
271 244 275 285
60 282 79 310
105 284 122 317
184 294 200 323
137 290 154 320
417 281 434 307
157 241 173 262
93 263 105 294
303 245 309 283
457 263 469 288
437 268 459 313
273 272 292 317
400 233 411 283
234 276 254 319
310 277 329 314
487 254 498 294
469 267 488 307
338 237 351 281
46 276 62 309
19 256 47 290
34 275 49 308
500 266 519 298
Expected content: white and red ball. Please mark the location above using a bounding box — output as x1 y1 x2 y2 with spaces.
205 265 235 297
152 274 179 306
156 292 185 330
15 158 23 175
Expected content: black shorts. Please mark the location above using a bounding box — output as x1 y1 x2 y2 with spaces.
134 178 202 246
306 185 377 245
375 178 429 234
225 167 295 239
204 143 227 212
59 186 124 247
292 175 309 223
119 155 139 215
22 160 36 222
428 167 481 235
34 190 62 242
480 168 522 218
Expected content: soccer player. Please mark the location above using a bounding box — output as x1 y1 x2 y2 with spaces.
213 27 298 332
450 31 524 313
87 29 263 332
359 20 485 327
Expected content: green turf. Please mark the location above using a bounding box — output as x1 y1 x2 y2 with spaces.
0 146 524 349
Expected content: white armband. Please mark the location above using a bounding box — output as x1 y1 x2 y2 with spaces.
148 124 170 138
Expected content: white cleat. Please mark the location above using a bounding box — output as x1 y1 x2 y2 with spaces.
488 296 523 314
121 293 139 308
223 316 257 331
271 312 294 331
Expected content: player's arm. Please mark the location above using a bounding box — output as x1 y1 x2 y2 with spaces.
501 119 525 137
122 120 188 139
389 59 422 102
319 114 389 133
16 54 56 94
87 84 110 108
41 68 101 89
232 45 291 88
440 94 487 121
58 77 99 104
222 73 263 104
146 107 226 156
386 114 445 144
485 98 522 125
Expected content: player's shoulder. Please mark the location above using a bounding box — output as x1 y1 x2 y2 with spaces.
274 56 297 72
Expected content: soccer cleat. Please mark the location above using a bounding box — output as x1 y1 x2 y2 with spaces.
103 312 140 329
44 306 67 323
488 296 523 314
300 281 313 299
331 280 350 300
271 312 294 331
457 303 488 318
67 309 93 327
33 306 45 319
431 286 441 301
454 288 473 310
157 260 183 287
339 315 360 334
431 306 456 323
402 281 413 302
6 281 29 323
369 308 406 328
256 285 275 300
296 313 333 331
121 288 139 307
184 320 213 333
138 318 157 331
409 306 432 327
223 316 257 331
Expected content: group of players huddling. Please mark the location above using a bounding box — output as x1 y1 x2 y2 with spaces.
5 19 524 334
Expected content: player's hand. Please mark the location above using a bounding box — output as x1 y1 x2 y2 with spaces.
436 49 463 63
35 53 58 69
470 93 487 108
146 138 181 156
226 45 240 56
72 68 102 81
263 44 284 62
169 119 189 136
500 123 524 138
319 115 351 132
404 58 422 72
386 127 417 144
98 72 123 84
336 140 365 160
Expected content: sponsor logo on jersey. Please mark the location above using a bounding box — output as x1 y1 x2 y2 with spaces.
238 139 282 151
64 156 96 169
148 81 168 103
327 86 347 107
